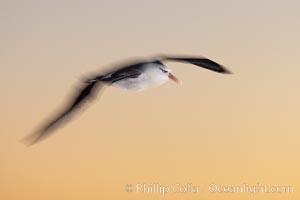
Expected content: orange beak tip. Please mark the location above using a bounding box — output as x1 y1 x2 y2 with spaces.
168 72 182 85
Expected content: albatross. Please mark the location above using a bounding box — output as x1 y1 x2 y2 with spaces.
24 55 231 145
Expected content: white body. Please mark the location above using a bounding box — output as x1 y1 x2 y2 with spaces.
111 63 169 91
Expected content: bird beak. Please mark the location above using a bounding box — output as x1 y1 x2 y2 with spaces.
168 72 182 85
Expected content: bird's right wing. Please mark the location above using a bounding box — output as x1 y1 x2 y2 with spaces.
159 55 231 74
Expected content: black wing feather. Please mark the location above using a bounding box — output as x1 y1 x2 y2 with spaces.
24 62 144 145
108 64 143 83
24 81 101 145
161 56 231 74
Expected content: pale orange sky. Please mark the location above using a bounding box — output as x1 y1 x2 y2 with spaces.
1 0 300 199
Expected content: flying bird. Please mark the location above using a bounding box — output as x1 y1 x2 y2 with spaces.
24 55 231 145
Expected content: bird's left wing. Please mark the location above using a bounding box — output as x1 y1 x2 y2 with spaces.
106 65 144 83
23 80 102 145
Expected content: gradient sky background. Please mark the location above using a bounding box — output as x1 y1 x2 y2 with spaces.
1 0 300 199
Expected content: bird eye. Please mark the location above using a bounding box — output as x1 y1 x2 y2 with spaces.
160 68 168 73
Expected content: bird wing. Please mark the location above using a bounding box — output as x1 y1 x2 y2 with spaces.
159 55 231 74
23 81 102 145
24 62 145 145
107 65 144 83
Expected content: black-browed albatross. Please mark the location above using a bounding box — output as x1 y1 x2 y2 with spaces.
24 55 231 145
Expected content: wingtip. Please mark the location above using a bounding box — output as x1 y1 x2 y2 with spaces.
20 134 39 147
221 68 233 74
216 63 232 74
22 126 54 147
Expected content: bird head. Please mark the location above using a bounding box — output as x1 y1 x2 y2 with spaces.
158 66 181 85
